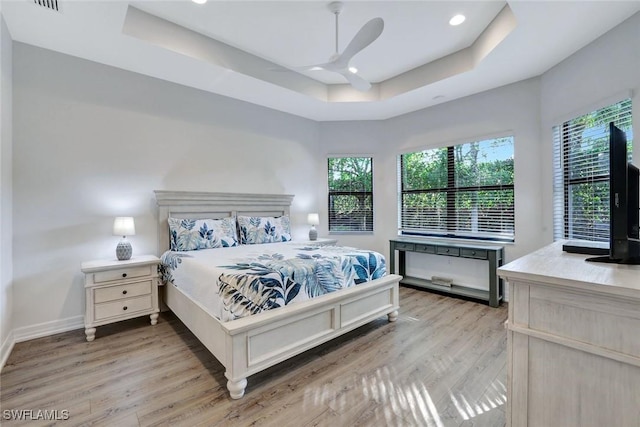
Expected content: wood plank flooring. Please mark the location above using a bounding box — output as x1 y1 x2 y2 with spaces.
1 287 508 427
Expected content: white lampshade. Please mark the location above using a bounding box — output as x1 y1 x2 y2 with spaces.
113 217 136 237
307 213 320 226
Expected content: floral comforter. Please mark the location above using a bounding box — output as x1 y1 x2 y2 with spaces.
160 241 386 322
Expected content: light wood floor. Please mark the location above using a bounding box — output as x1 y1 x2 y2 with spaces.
1 287 508 427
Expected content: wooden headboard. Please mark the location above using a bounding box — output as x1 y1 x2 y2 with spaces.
154 190 295 254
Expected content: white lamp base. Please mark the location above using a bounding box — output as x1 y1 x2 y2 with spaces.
116 239 132 260
309 226 318 241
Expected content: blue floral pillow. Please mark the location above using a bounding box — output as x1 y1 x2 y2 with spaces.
237 216 292 244
168 217 238 251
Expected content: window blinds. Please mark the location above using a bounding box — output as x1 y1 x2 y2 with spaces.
552 98 633 242
328 157 373 232
398 137 515 241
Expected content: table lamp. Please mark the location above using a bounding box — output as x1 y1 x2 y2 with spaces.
307 213 319 241
113 217 136 260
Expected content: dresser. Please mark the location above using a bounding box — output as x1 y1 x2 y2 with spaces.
82 255 160 341
498 242 640 427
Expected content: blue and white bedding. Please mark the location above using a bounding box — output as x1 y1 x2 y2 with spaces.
160 241 386 322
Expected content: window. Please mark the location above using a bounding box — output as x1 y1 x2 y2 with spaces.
553 98 633 242
328 157 373 232
398 136 515 241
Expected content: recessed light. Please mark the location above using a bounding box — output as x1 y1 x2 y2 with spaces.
349 66 358 74
449 14 466 26
192 0 207 4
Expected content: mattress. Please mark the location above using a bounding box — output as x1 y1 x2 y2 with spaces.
160 241 386 322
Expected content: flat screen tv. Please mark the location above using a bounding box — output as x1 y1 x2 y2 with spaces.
587 122 640 264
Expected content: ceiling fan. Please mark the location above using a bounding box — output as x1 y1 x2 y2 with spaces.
290 1 384 91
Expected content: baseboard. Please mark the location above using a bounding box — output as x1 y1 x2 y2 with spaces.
0 330 15 372
13 315 84 344
1 316 84 372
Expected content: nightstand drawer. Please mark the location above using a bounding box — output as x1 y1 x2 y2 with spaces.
93 265 152 283
94 295 153 321
94 280 152 303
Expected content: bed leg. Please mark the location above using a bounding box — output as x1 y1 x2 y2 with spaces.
226 377 248 399
387 310 398 322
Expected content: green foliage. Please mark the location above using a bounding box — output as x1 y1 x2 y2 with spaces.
328 157 372 192
401 148 447 190
560 99 633 241
402 138 514 191
399 137 515 237
455 138 514 187
328 157 373 232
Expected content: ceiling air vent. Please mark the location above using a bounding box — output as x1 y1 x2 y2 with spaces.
33 0 60 12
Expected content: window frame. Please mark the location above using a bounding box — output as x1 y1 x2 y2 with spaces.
327 156 374 234
398 136 515 242
552 98 633 242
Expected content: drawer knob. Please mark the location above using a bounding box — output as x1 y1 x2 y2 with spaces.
123 306 128 311
446 249 450 253
472 251 476 255
122 290 128 295
122 273 127 278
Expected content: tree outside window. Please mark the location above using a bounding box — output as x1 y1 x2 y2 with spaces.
328 157 373 232
399 137 515 242
553 99 633 242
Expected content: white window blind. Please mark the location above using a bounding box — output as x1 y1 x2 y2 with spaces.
328 157 373 232
552 98 633 242
398 137 515 242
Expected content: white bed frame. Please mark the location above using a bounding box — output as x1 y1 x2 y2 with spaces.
155 190 401 399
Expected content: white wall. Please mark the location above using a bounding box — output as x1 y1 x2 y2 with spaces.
7 11 640 339
12 43 321 332
0 12 14 367
540 12 640 242
320 78 543 267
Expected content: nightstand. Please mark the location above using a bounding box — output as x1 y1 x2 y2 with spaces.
81 255 160 342
305 238 338 246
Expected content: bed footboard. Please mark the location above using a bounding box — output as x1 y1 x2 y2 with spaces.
165 274 401 399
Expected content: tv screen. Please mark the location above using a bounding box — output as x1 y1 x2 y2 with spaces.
588 123 640 264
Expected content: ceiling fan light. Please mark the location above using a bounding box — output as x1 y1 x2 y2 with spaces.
349 66 358 74
192 0 207 4
449 14 466 26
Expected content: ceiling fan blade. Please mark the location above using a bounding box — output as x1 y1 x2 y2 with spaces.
281 60 339 72
276 9 381 92
340 70 372 91
334 17 384 68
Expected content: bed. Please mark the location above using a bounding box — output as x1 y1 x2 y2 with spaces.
155 190 401 399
